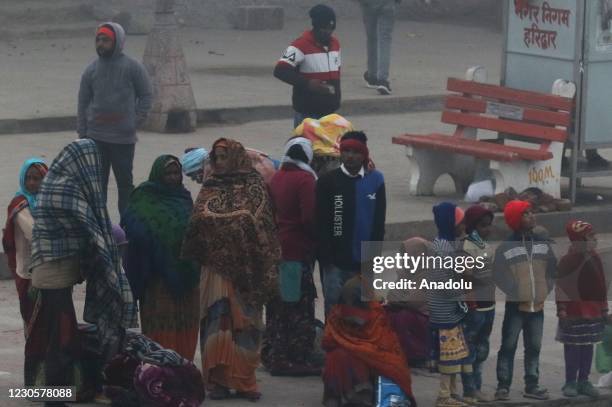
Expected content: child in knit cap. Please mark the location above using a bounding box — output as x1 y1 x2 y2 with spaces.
493 200 557 401
556 220 608 398
461 205 495 403
428 202 471 407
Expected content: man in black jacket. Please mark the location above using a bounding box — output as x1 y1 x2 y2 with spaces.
315 131 385 315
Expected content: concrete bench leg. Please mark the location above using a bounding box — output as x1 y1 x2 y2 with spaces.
405 146 475 195
490 141 563 198
490 79 573 199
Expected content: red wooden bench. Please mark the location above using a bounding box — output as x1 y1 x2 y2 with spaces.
392 75 575 197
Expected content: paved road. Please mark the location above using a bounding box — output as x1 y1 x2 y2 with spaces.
1 112 611 228
2 237 612 406
1 15 612 406
0 20 502 121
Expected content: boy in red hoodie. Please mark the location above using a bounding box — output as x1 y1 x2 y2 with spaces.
556 220 609 398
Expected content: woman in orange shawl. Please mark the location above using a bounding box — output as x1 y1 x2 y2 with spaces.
182 138 281 402
322 275 417 407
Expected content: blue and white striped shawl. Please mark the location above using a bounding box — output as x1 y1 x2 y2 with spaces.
31 139 137 358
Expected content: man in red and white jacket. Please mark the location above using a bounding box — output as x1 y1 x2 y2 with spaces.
274 4 341 128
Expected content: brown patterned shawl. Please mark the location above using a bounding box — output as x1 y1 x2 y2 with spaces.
181 139 281 307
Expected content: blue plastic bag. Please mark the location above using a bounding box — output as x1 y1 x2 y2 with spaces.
377 376 411 407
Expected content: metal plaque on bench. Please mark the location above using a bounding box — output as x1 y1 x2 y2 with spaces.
485 101 524 120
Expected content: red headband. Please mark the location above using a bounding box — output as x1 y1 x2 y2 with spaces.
340 139 369 163
96 26 115 42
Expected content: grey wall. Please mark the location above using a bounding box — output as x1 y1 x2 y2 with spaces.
101 0 501 29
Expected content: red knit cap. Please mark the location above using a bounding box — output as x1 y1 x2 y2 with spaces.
566 220 593 241
454 206 465 226
504 200 531 231
96 26 115 42
464 204 494 234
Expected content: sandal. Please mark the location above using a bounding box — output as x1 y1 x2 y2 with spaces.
236 391 262 402
208 385 231 400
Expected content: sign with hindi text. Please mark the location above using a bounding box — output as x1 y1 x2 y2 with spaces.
507 0 577 60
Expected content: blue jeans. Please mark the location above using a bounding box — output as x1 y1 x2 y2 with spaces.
94 140 135 218
361 1 396 82
496 303 544 391
461 309 495 396
322 264 359 316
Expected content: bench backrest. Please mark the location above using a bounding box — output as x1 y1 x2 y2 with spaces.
443 78 574 143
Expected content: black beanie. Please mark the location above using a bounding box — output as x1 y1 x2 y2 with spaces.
310 4 336 29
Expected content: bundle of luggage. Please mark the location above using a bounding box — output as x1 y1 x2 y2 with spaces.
477 187 573 213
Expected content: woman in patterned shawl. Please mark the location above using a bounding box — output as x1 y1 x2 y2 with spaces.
28 139 137 403
2 158 48 325
122 155 200 360
182 138 281 402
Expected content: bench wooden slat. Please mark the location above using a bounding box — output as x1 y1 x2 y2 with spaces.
445 95 571 127
392 134 553 161
447 78 574 111
441 111 568 142
392 134 551 161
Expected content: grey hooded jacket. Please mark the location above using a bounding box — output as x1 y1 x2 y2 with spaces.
77 22 152 144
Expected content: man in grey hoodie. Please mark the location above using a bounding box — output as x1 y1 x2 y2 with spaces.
77 22 152 218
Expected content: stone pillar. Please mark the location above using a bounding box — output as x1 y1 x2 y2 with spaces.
143 0 197 133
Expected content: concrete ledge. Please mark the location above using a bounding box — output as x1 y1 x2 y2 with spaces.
385 204 612 242
0 94 445 135
233 6 284 31
196 104 294 126
482 393 612 406
0 116 75 135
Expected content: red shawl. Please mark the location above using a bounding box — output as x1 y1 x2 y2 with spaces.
2 195 28 274
556 249 608 319
2 195 33 322
322 301 415 402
